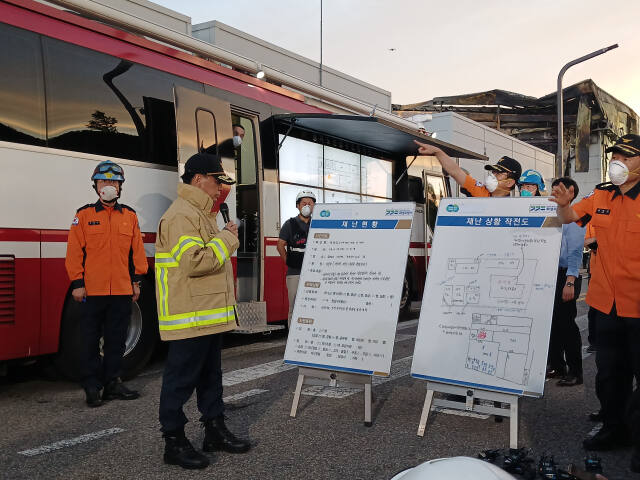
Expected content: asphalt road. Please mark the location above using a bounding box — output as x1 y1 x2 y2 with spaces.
0 296 637 480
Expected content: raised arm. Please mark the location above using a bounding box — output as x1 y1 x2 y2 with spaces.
414 140 468 186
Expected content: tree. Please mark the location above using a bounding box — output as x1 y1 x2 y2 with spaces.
87 110 118 133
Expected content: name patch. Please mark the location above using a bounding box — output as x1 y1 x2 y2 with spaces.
595 208 610 215
89 221 101 225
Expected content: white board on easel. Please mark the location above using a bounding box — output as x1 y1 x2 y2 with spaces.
411 197 563 446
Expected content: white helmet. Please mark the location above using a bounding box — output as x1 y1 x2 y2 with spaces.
390 457 516 480
296 190 316 204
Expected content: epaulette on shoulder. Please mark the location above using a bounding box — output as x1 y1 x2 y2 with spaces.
120 204 137 213
76 203 94 213
595 182 615 191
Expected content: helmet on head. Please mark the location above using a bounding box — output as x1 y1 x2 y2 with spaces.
91 160 125 183
517 169 545 192
296 190 316 204
390 457 516 480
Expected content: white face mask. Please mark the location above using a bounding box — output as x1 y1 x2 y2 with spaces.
484 172 499 193
300 205 312 218
608 160 629 186
99 185 118 202
232 135 243 148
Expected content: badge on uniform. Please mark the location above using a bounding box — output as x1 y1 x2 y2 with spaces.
475 181 484 187
72 216 79 226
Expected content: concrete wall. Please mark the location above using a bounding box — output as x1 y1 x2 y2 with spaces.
192 21 392 112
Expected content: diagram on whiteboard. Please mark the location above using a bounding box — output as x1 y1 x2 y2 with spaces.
466 313 534 386
411 198 564 397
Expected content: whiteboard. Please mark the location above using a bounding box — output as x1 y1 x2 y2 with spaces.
411 198 562 396
284 202 415 376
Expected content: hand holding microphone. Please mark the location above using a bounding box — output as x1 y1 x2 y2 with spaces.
220 203 238 237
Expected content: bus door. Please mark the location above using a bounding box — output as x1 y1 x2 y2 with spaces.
422 170 447 250
173 86 261 305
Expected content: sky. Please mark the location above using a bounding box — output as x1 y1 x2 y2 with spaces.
154 0 640 114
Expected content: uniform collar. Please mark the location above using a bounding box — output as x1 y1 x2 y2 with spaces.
177 183 214 212
94 200 122 212
611 179 640 200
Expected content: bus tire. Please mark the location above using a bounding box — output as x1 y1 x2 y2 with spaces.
54 278 158 381
399 272 412 318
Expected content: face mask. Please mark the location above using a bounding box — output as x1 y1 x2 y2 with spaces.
301 205 312 218
484 172 499 193
232 135 243 148
520 189 533 197
608 160 629 186
99 185 118 202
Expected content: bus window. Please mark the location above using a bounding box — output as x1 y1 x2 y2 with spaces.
195 108 217 154
0 23 46 147
42 36 200 166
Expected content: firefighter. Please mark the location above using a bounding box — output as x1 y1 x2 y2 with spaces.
155 152 250 470
65 160 148 408
277 190 316 328
550 134 640 471
414 140 521 198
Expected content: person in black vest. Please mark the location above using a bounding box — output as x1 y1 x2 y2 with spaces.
277 190 316 328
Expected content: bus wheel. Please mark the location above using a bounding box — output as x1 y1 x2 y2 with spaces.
54 278 158 381
399 274 412 318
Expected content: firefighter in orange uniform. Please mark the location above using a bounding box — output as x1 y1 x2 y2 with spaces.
65 160 148 408
551 134 640 471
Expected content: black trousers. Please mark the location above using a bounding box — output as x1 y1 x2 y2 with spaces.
80 295 132 390
548 268 583 376
594 305 640 431
159 334 224 433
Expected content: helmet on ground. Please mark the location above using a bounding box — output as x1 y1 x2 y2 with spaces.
91 160 125 182
517 169 545 191
296 190 316 204
390 457 516 480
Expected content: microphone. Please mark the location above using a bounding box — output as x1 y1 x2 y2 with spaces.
220 202 230 223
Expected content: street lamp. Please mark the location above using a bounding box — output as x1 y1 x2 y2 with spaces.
555 44 618 178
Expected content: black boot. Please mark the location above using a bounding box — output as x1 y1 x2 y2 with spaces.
163 431 209 470
202 416 251 454
84 388 103 408
103 378 140 401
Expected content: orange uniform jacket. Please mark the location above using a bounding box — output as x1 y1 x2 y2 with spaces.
462 174 491 197
65 201 148 296
572 181 640 318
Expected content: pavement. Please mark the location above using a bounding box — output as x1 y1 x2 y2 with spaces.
0 289 638 480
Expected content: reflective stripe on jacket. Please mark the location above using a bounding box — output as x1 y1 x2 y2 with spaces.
154 183 239 340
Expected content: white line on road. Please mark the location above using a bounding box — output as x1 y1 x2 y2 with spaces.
397 319 419 331
222 359 298 387
18 428 124 457
223 389 268 403
302 356 413 398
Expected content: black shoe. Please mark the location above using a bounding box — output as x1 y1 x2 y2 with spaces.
103 378 140 401
556 374 583 387
583 426 629 451
163 432 209 470
546 367 566 379
85 388 103 408
202 416 251 454
588 410 603 422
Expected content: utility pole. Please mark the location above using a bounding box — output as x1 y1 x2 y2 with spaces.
555 44 618 178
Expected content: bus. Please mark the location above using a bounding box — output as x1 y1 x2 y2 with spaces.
0 0 485 378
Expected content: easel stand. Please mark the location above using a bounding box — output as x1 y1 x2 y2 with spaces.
417 381 520 448
290 366 373 426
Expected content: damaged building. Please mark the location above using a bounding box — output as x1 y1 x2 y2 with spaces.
394 79 639 197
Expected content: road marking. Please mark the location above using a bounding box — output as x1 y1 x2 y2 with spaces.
222 341 287 359
223 389 268 403
395 333 416 342
222 359 297 387
432 407 490 420
18 428 124 457
397 319 419 331
302 356 413 398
